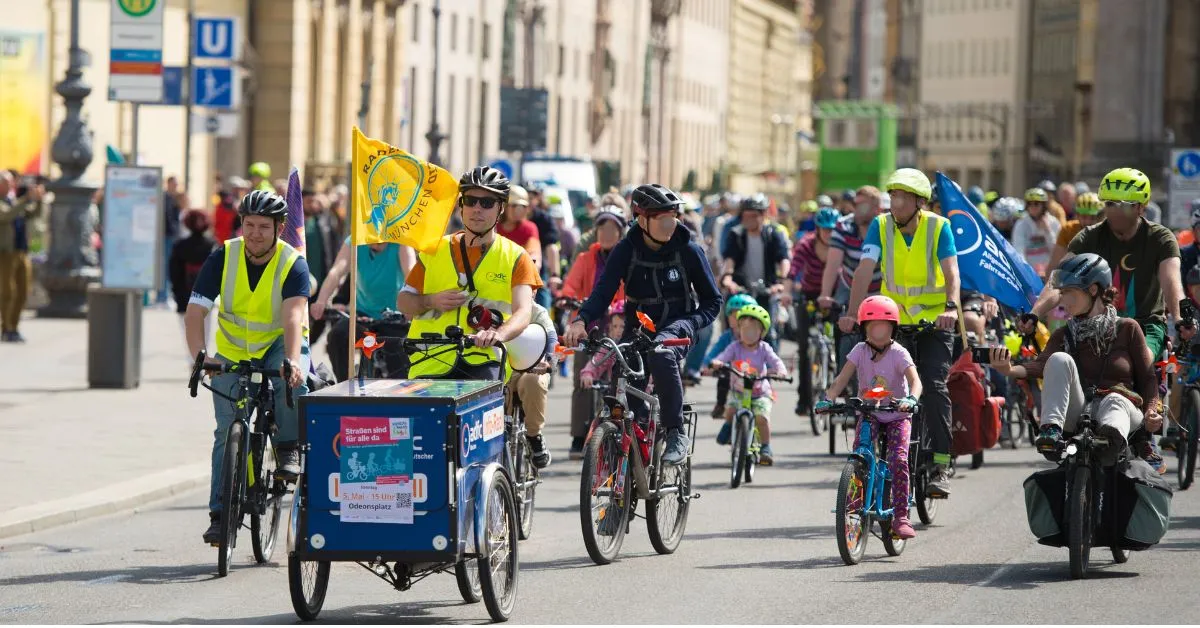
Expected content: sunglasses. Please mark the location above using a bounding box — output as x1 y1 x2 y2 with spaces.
1104 200 1138 211
461 195 501 209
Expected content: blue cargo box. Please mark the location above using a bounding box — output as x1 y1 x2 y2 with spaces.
296 379 505 562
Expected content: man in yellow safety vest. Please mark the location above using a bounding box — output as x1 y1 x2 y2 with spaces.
184 190 311 546
840 168 962 498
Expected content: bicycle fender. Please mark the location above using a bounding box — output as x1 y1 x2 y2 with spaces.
471 462 509 558
287 483 301 554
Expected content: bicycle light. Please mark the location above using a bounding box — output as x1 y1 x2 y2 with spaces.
1066 443 1078 456
251 372 263 384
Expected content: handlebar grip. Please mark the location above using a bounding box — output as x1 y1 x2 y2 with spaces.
283 362 295 409
188 351 205 398
662 338 692 347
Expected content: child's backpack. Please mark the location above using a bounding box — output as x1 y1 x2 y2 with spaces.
948 352 1002 456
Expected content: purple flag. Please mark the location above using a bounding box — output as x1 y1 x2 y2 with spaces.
282 166 306 255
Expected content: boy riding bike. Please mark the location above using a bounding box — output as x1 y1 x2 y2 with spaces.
564 183 723 465
819 295 922 539
703 293 757 417
709 304 789 464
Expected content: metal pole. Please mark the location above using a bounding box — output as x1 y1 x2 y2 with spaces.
425 0 445 165
359 57 373 132
131 103 140 165
183 0 195 191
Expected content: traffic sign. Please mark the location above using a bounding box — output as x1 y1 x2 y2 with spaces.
499 87 548 153
1169 148 1200 228
194 17 239 61
191 112 238 138
158 66 183 106
487 159 514 180
191 66 239 109
109 0 165 102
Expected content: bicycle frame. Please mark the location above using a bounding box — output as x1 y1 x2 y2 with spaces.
848 417 899 521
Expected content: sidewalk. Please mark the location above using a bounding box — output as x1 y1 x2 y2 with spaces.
0 308 214 538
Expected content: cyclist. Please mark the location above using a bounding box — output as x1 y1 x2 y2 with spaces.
562 204 628 459
819 295 921 539
988 196 1020 241
1012 187 1062 277
247 162 275 193
183 190 311 545
989 254 1159 463
788 206 839 413
709 304 789 464
1046 191 1103 273
719 194 791 349
842 168 960 498
563 183 723 466
497 184 544 270
703 293 756 419
817 186 884 369
309 237 416 381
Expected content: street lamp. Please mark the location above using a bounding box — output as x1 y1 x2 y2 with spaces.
41 0 101 318
425 0 448 166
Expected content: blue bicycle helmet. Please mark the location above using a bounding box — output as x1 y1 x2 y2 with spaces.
814 207 839 229
725 293 756 317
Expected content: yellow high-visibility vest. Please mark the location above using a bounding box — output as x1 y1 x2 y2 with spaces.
878 211 948 325
407 234 524 378
216 238 301 361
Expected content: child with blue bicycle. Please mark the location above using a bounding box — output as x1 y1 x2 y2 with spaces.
819 295 922 539
702 294 758 418
708 304 789 464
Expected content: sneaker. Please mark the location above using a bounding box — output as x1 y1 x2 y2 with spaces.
8 331 24 343
202 512 221 545
1140 441 1167 475
758 443 774 466
892 517 916 539
527 434 551 469
662 429 690 466
568 437 585 461
716 422 732 445
0 332 11 342
1035 424 1063 459
276 445 302 480
925 465 951 497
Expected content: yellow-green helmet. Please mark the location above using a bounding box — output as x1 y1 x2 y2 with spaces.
249 161 272 179
1003 330 1022 357
1024 187 1049 203
1075 191 1102 216
884 168 932 200
736 303 772 332
1099 167 1151 204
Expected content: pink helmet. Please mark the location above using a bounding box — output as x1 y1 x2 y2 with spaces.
607 301 625 317
857 295 900 324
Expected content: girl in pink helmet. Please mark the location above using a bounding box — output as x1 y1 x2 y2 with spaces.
819 294 923 539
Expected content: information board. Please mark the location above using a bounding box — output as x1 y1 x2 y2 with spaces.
102 165 163 289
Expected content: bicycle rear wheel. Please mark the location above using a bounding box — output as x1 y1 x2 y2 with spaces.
730 413 750 489
455 558 482 603
250 437 282 564
287 554 330 620
1179 391 1199 490
835 460 869 565
514 427 537 540
580 421 630 565
217 421 246 577
1068 465 1092 579
808 344 826 436
647 442 691 555
879 477 907 557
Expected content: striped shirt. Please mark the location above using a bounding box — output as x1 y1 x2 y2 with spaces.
789 232 825 296
830 214 882 293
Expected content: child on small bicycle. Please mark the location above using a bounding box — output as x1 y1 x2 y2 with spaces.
708 304 789 465
819 295 921 539
702 294 757 418
578 302 628 390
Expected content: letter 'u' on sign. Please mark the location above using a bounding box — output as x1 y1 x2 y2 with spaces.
194 17 238 61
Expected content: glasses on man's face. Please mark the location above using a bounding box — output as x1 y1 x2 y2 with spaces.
1105 200 1137 212
461 195 500 209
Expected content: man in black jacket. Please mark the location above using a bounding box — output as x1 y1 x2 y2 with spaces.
719 194 791 349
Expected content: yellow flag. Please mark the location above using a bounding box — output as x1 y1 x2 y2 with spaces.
351 126 458 253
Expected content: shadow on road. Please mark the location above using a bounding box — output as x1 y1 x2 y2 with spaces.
846 560 1139 590
696 555 842 571
102 600 479 625
685 525 829 542
0 563 218 587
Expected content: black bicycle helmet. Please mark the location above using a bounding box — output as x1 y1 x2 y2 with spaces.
630 183 683 214
459 166 510 196
238 189 288 219
740 193 769 212
1052 253 1112 292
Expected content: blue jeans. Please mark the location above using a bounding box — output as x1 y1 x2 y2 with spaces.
208 338 311 512
158 235 175 304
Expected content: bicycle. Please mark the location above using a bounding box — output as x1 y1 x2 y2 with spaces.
711 363 792 488
568 313 699 565
1172 344 1200 490
1002 328 1043 449
322 308 410 380
503 362 548 540
805 301 839 437
188 351 294 577
894 320 947 525
818 389 915 565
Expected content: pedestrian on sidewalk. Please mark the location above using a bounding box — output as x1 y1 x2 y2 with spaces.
0 171 47 343
158 175 184 306
170 210 218 362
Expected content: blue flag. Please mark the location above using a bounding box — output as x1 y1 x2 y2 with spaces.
935 172 1044 311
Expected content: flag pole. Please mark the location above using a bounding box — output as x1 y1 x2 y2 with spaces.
349 129 361 387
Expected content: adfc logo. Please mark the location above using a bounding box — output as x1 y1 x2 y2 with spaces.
365 153 425 238
117 0 158 17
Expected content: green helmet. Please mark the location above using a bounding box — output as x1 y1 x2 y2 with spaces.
725 294 756 317
736 304 772 331
1099 167 1151 204
884 168 933 200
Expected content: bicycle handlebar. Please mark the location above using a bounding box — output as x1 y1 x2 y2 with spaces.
563 328 692 379
816 397 912 415
711 364 793 383
188 351 294 409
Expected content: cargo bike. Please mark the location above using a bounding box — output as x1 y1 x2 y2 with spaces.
287 328 541 622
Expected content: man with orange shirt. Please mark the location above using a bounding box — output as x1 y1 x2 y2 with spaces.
1047 191 1103 273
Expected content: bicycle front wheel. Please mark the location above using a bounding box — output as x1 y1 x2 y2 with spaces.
580 421 630 565
730 413 750 489
287 554 330 620
479 473 519 622
1068 465 1092 579
455 558 482 603
835 460 869 565
514 429 537 540
251 439 282 564
647 442 691 555
217 421 246 577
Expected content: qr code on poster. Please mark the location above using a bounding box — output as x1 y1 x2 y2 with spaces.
395 491 413 509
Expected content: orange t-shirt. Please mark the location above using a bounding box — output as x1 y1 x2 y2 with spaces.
404 232 544 293
1056 220 1084 248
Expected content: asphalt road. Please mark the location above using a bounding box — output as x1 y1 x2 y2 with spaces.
3 371 1200 624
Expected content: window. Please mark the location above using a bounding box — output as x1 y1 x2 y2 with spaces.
463 79 472 167
478 80 489 163
408 66 418 148
482 22 491 60
450 13 457 52
558 45 565 77
411 3 420 43
467 17 474 55
1002 38 1010 73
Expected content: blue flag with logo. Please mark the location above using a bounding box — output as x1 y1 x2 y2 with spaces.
935 172 1044 310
